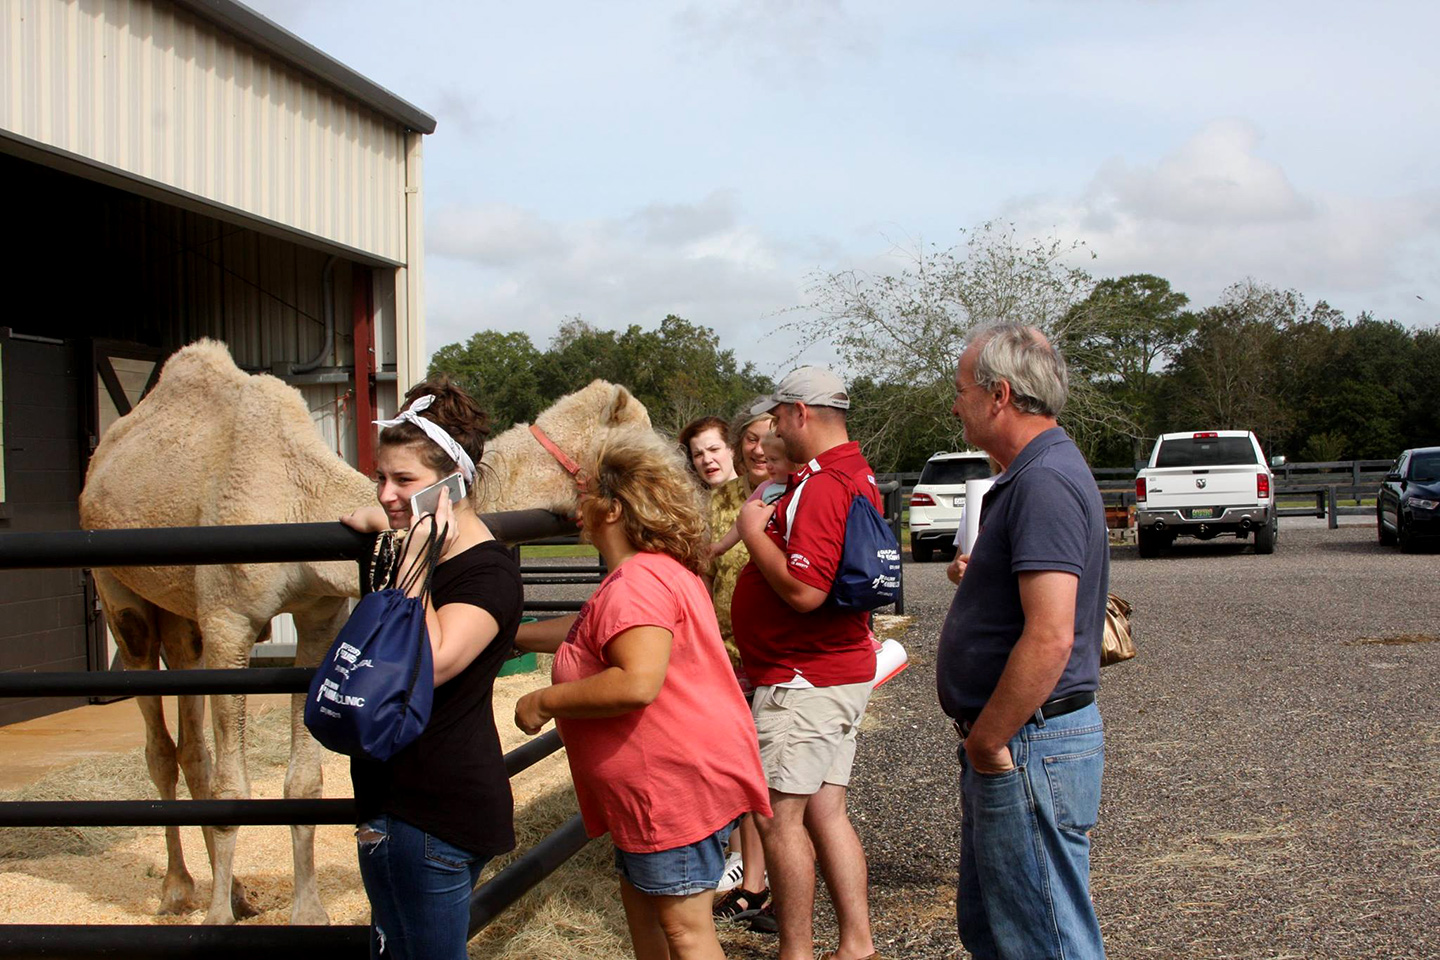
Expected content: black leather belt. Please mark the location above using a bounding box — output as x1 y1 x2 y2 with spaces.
954 691 1096 738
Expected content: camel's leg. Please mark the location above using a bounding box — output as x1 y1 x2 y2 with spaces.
285 598 347 925
93 573 198 915
138 693 198 914
159 612 258 921
199 610 261 926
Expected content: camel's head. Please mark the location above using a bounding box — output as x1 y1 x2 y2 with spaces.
479 380 653 516
607 383 651 431
542 380 651 436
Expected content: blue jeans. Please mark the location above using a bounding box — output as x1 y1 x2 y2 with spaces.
356 814 490 960
958 702 1105 960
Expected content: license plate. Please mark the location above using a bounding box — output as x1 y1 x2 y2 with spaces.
1191 507 1213 519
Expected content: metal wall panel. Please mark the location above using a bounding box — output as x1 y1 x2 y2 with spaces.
3 151 372 376
1 0 408 263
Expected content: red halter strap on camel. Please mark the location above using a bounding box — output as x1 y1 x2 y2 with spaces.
529 423 589 492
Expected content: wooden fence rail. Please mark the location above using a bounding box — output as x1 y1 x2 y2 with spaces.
879 458 1392 529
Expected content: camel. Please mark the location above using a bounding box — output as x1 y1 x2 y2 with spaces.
78 338 650 925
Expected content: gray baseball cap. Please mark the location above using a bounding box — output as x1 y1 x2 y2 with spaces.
750 366 851 415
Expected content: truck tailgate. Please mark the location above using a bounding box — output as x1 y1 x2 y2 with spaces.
1144 466 1258 508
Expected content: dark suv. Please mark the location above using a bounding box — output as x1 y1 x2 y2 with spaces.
1378 446 1440 552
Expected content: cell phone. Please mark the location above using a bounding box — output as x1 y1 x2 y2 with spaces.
410 472 467 517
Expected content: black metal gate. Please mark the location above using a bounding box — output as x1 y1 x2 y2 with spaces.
0 510 591 958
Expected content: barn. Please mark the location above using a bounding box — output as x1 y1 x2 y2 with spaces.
0 0 436 724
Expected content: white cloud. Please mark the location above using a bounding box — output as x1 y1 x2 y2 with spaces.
1087 119 1312 227
627 191 740 246
425 192 804 370
429 203 566 266
427 87 505 139
1004 120 1440 322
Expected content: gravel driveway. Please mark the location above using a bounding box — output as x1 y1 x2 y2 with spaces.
712 520 1440 959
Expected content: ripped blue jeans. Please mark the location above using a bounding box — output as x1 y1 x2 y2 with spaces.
356 814 489 960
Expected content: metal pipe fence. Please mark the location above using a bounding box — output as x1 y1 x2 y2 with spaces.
0 924 371 959
0 511 588 958
0 510 578 571
0 730 563 830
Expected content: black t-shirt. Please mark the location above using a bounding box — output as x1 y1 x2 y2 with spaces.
350 539 524 857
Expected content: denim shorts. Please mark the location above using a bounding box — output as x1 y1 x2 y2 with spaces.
613 818 740 896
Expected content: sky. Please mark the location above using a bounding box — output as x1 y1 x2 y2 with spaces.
247 0 1440 377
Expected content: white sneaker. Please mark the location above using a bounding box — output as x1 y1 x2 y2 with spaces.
716 851 744 892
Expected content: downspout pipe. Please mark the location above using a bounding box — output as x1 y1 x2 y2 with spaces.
294 256 338 373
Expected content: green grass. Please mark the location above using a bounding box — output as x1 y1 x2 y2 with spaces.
520 543 600 559
1276 496 1377 508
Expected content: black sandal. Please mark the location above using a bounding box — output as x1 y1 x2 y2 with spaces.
712 886 769 921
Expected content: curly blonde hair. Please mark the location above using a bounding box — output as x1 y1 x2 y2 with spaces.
585 430 711 575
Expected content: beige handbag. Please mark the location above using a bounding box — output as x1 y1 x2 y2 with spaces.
1101 593 1136 667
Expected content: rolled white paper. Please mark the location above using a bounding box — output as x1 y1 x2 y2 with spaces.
873 638 909 687
962 478 996 555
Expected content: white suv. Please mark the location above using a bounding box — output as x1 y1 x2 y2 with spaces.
907 451 994 562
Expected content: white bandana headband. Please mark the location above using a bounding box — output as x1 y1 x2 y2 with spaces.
374 395 477 482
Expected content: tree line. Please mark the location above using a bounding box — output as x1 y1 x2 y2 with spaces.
428 314 773 440
429 223 1439 472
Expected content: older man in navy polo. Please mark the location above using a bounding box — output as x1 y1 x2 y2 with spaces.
937 324 1109 960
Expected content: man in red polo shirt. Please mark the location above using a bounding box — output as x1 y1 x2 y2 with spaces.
733 366 882 960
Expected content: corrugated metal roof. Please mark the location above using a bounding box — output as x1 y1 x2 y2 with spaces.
172 0 437 134
1 0 417 262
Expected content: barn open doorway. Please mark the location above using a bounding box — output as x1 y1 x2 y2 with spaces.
0 150 389 723
0 330 90 724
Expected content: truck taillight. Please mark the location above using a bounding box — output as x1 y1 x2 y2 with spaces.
1194 431 1218 438
1257 473 1270 499
910 493 936 507
1136 478 1147 502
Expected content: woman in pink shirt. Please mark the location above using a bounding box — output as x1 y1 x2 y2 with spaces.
515 431 772 960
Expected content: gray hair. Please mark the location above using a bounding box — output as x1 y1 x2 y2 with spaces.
969 323 1068 418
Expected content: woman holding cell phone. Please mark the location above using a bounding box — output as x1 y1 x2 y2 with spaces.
340 378 523 960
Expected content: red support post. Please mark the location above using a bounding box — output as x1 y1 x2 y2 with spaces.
351 266 376 478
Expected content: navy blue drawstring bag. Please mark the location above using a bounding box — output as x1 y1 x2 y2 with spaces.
304 519 445 762
824 472 903 611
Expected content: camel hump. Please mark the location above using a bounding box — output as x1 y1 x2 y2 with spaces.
88 340 248 453
80 339 352 530
161 338 250 386
82 341 242 526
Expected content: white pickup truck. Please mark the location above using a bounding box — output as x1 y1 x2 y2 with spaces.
1135 431 1279 557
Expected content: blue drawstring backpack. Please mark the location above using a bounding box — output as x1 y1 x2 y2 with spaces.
815 470 903 611
304 518 446 762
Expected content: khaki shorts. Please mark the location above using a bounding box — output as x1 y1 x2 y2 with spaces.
751 682 872 795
